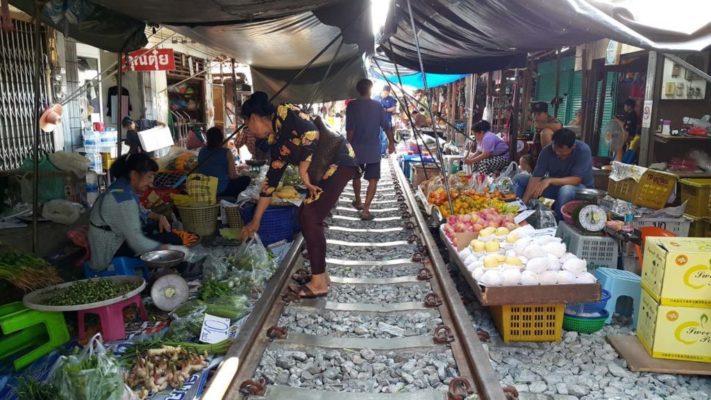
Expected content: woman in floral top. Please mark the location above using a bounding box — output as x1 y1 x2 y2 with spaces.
240 92 359 298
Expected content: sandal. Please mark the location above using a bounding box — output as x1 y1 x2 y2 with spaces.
297 285 328 299
351 200 363 210
360 211 375 221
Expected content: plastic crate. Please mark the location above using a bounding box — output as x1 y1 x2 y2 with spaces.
687 215 711 237
563 310 608 334
490 303 564 342
241 204 298 245
631 216 691 237
680 178 711 218
608 168 677 209
555 222 618 271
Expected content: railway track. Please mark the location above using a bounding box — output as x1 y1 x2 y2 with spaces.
205 158 506 400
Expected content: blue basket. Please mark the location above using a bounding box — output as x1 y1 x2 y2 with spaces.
241 204 299 245
566 289 611 315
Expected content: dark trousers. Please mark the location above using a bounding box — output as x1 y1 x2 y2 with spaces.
221 176 252 197
299 166 357 274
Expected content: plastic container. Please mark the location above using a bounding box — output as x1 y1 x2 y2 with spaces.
177 204 220 237
607 168 677 209
241 204 298 245
556 222 618 271
561 200 585 226
631 216 691 237
563 310 609 334
679 178 711 218
566 290 611 314
490 303 564 342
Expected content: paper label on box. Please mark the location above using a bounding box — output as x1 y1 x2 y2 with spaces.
200 313 231 344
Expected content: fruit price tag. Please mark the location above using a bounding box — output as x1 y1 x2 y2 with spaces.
200 314 231 344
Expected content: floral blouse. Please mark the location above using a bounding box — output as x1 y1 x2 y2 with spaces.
260 104 357 197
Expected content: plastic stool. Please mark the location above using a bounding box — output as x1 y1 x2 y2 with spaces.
77 293 148 341
593 267 641 326
84 257 150 280
0 302 70 370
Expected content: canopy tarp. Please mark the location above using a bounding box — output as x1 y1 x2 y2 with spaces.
380 72 466 90
11 0 372 102
381 0 711 74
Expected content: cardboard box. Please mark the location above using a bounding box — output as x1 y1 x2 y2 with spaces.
637 289 711 363
410 164 440 187
641 237 711 308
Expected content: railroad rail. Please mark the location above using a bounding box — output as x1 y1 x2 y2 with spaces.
204 157 507 400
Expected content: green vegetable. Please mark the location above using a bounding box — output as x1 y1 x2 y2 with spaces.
46 279 139 306
199 279 231 301
0 247 63 292
14 377 56 400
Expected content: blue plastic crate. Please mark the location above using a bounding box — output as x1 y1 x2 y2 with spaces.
241 204 298 245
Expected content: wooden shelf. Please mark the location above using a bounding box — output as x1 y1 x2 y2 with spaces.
654 133 711 143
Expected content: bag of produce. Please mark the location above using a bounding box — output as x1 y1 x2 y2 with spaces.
238 235 278 288
51 334 136 400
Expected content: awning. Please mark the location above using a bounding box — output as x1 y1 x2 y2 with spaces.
381 0 711 74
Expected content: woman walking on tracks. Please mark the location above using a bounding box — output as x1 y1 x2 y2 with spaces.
240 92 360 298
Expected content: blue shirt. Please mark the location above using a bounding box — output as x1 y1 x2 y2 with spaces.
197 147 230 194
533 140 594 188
374 95 397 128
346 98 390 164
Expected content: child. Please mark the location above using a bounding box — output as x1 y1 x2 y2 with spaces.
519 154 533 174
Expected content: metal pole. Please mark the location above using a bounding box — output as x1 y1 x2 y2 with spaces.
31 2 41 253
664 53 711 84
231 58 238 122
406 0 453 214
509 69 520 163
553 49 561 117
117 51 124 156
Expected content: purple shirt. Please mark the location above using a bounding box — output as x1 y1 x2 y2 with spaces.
480 131 509 156
346 98 389 164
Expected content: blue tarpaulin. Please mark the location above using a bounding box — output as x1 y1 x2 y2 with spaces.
383 72 466 89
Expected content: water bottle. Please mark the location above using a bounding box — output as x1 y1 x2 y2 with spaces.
85 171 99 206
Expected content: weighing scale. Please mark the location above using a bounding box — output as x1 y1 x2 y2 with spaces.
140 250 190 312
570 189 608 236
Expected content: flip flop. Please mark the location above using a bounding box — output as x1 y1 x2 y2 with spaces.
298 285 328 299
352 200 363 210
360 212 374 221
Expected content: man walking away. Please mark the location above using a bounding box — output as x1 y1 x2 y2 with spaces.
374 85 397 157
346 79 395 220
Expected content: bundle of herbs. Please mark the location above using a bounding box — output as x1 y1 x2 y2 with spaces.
0 247 62 291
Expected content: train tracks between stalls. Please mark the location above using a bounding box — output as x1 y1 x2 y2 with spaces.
204 157 509 400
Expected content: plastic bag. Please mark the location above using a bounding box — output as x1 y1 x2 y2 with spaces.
237 235 278 288
42 199 84 225
526 200 557 229
51 334 136 400
49 151 90 177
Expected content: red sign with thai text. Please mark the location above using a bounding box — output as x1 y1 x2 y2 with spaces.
122 48 175 72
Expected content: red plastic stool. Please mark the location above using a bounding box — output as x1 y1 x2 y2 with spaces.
76 294 148 341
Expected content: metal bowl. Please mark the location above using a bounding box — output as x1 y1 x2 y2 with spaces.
575 188 607 203
140 249 185 269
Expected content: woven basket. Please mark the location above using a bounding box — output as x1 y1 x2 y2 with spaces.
225 206 244 229
177 204 220 237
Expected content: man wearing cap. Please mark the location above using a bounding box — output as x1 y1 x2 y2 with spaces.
122 116 165 154
531 101 562 150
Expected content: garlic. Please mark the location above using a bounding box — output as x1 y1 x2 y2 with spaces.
546 254 562 271
563 258 587 274
556 270 576 284
575 272 597 284
539 271 558 285
544 242 566 258
501 268 522 286
523 244 546 259
520 270 539 285
480 270 503 286
525 257 548 274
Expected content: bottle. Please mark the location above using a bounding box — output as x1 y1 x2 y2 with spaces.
85 171 99 206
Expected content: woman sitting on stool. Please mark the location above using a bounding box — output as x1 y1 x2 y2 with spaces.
198 127 252 198
464 120 510 174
